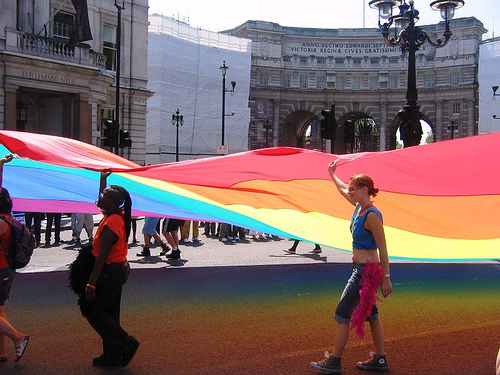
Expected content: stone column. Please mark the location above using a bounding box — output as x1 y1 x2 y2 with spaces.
272 100 280 147
4 87 18 130
435 101 442 142
77 96 93 143
379 102 387 151
467 100 474 136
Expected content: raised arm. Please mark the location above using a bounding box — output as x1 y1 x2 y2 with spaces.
328 159 355 206
99 168 112 195
0 154 14 187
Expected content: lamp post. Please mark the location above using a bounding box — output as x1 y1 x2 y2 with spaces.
447 118 459 139
114 0 124 155
263 119 273 147
219 61 236 149
369 0 464 147
171 109 184 162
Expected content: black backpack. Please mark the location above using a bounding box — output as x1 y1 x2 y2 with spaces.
0 216 35 269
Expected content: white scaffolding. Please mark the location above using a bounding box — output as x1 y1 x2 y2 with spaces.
479 37 500 134
147 15 252 163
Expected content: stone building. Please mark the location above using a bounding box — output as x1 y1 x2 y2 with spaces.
0 0 152 164
227 17 486 152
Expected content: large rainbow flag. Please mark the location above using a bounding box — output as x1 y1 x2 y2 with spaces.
1 130 499 261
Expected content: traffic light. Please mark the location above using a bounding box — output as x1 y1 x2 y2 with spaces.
321 105 336 140
320 118 330 139
102 119 118 148
119 129 132 148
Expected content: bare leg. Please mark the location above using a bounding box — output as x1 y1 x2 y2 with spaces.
152 233 164 244
143 233 151 247
369 318 385 355
169 229 180 249
0 307 25 356
162 231 176 248
331 322 350 358
131 219 137 242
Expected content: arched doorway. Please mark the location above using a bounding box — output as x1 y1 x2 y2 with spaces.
280 110 322 150
338 112 379 154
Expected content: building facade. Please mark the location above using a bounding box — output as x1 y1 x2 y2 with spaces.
0 0 152 164
227 17 486 152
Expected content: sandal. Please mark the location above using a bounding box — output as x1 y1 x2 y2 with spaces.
15 335 29 362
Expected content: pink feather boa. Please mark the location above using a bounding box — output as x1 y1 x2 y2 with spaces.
350 261 383 340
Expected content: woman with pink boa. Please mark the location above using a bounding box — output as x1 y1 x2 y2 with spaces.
310 160 392 374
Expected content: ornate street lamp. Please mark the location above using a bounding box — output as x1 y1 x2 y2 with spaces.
369 0 464 147
171 109 184 162
220 61 236 149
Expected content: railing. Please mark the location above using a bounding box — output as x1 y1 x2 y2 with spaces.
20 33 75 58
3 28 107 71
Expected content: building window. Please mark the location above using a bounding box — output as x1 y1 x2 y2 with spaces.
300 56 309 64
53 11 74 39
259 73 269 86
283 56 292 63
317 76 326 89
353 77 361 90
336 76 344 90
299 76 308 88
452 102 461 116
103 25 117 71
353 58 362 65
389 57 399 64
335 58 344 65
370 77 378 90
425 75 435 88
450 72 459 86
283 75 291 88
371 58 380 65
317 57 326 65
390 76 398 89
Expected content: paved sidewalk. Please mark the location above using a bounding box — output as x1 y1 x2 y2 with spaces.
22 215 497 274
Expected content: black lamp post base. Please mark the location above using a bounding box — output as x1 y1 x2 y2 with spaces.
397 104 423 147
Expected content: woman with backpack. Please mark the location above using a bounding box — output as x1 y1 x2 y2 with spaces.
0 154 30 362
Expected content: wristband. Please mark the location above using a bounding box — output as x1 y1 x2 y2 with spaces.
383 274 390 277
86 283 96 290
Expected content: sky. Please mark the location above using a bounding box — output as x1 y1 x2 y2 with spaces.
148 0 499 39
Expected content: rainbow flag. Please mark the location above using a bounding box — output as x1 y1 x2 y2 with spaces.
1 130 499 261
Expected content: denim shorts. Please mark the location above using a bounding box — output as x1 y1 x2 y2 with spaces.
0 266 15 305
334 262 379 324
142 217 159 235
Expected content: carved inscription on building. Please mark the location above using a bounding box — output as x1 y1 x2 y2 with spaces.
22 70 76 85
286 42 406 56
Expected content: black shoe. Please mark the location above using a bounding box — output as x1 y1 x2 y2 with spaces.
310 355 342 373
121 337 140 367
167 249 181 260
159 243 171 256
136 247 151 257
356 354 388 371
93 355 120 367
